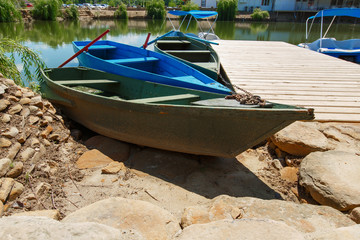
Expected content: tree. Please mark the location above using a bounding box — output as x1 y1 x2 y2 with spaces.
0 38 46 87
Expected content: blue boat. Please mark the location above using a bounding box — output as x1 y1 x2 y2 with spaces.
298 8 360 63
72 40 232 95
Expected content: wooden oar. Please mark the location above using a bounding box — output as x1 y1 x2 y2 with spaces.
58 29 110 68
142 33 151 49
140 30 175 48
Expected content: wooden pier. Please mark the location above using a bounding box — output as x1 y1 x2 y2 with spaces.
213 40 360 122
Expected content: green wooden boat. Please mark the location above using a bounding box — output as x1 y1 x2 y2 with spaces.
40 67 314 157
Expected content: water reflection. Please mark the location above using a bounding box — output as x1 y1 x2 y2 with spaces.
1 19 359 67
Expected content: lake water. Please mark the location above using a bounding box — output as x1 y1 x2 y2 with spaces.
1 19 360 70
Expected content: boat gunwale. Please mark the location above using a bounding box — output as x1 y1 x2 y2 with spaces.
41 68 314 119
72 40 231 94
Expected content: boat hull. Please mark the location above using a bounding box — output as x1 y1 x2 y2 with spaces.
41 68 314 158
299 38 360 63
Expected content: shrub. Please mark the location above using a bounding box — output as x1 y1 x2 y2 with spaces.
108 0 122 7
146 0 166 20
181 1 199 11
65 4 79 20
114 3 127 19
0 0 22 22
0 38 45 87
168 0 177 8
32 0 62 21
217 0 237 21
250 8 270 21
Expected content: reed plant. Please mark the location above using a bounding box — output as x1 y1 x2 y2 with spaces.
217 0 238 21
0 38 46 87
65 4 79 20
146 0 166 20
250 8 270 21
32 0 62 21
0 0 22 22
181 1 199 11
114 3 128 19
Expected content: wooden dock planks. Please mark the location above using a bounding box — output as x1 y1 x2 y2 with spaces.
213 40 360 122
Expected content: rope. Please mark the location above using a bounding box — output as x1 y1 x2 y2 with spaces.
217 72 266 106
226 84 267 107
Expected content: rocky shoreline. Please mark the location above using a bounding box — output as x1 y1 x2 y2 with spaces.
1 75 360 239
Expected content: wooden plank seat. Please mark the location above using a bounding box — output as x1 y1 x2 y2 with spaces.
157 40 191 45
196 62 217 68
56 79 120 85
106 57 159 65
88 45 117 50
128 94 200 104
165 50 211 54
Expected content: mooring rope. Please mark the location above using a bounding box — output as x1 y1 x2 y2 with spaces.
226 85 267 106
218 73 267 106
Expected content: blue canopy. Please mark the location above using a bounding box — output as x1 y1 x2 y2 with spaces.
309 8 360 19
168 10 218 19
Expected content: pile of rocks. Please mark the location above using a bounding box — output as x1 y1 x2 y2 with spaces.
0 76 86 217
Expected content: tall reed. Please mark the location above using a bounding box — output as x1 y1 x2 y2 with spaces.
114 3 128 19
251 8 270 21
65 4 79 20
217 0 238 21
0 0 22 22
32 0 62 21
146 0 166 20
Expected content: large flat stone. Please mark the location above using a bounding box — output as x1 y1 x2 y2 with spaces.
270 122 329 156
176 219 305 240
299 151 360 211
0 216 130 240
76 149 114 169
85 135 130 162
180 195 355 233
63 197 181 240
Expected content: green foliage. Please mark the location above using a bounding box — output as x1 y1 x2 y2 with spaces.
217 0 237 21
0 38 46 87
250 8 270 21
0 0 22 22
108 0 122 7
114 3 127 19
168 0 176 8
181 1 199 11
32 0 62 21
65 4 79 20
146 0 166 20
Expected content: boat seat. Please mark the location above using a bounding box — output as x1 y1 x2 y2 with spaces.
196 62 216 68
106 57 159 65
165 50 211 54
55 79 120 85
172 75 201 82
157 40 191 45
88 45 117 50
128 94 200 104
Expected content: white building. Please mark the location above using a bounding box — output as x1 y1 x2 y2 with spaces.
237 0 359 12
192 0 217 8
